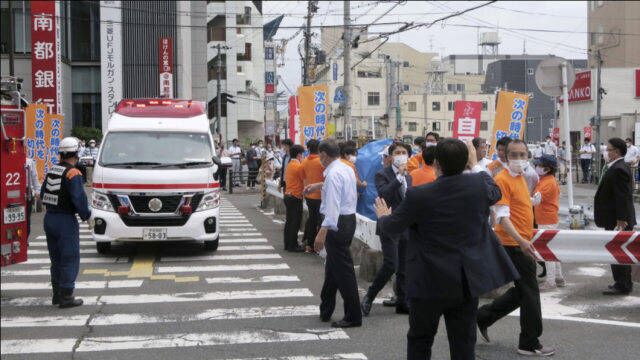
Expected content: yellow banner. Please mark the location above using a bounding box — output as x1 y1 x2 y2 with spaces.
25 104 65 184
489 91 529 160
297 84 329 145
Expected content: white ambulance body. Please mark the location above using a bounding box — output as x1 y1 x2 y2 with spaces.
90 99 220 253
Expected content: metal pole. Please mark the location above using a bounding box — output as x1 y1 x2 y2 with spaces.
371 114 375 140
562 61 574 208
8 0 15 76
594 50 603 180
395 61 401 137
343 0 351 140
216 44 222 136
303 1 312 86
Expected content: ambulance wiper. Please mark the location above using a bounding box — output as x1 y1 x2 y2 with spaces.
103 161 162 167
153 161 212 168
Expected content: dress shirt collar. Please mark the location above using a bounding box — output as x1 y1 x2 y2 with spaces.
322 158 339 177
607 156 623 168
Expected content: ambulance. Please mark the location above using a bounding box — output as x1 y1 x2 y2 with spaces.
90 99 220 253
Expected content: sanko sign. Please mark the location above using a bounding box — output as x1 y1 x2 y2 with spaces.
560 70 592 103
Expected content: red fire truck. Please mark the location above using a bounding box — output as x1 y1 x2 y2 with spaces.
1 76 28 267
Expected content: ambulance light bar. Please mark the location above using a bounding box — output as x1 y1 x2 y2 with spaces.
115 99 205 118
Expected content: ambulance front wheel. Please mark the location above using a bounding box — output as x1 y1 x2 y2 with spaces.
96 242 111 254
204 237 219 252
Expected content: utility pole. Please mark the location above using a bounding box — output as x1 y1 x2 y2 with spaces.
395 61 402 138
343 0 352 140
303 1 312 86
594 50 603 179
8 0 15 76
214 44 230 141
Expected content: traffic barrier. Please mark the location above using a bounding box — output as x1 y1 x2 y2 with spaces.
532 229 640 264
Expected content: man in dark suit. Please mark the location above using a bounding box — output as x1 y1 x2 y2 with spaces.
596 137 637 295
375 139 519 360
361 141 413 316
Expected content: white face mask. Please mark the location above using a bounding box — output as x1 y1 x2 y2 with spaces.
393 154 408 168
508 159 528 174
535 166 547 176
425 142 437 148
348 155 357 163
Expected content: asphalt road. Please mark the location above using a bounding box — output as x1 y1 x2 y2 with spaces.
1 193 639 359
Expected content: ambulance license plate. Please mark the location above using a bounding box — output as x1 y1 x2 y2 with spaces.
3 206 25 224
143 228 167 240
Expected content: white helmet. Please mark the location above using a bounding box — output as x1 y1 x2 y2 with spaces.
59 137 80 154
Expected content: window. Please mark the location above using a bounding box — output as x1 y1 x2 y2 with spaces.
447 84 455 92
72 67 101 129
207 15 226 41
432 101 441 111
432 122 441 131
237 43 252 61
236 6 251 25
448 121 453 131
482 101 488 111
447 101 454 111
70 1 100 61
456 84 465 92
408 122 417 132
527 68 534 76
265 47 274 60
237 66 243 73
236 27 242 35
357 70 381 78
208 96 228 118
408 102 417 112
403 84 410 91
367 92 380 106
480 121 488 131
207 54 226 81
597 25 604 45
403 61 410 67
0 1 31 54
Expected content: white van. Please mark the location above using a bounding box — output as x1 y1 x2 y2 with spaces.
90 99 220 253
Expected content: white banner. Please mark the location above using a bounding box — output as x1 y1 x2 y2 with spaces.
100 0 123 134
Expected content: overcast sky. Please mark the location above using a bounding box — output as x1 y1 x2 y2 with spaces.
263 1 588 109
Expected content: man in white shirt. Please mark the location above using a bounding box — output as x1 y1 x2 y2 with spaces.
228 138 243 186
624 138 639 167
543 136 557 157
473 137 492 172
314 139 361 328
579 138 596 183
25 157 41 237
532 143 543 160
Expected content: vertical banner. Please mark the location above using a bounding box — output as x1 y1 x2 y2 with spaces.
288 96 299 143
159 37 174 98
100 0 123 134
452 101 482 143
552 127 560 145
560 70 592 103
31 0 61 115
583 126 593 140
489 91 530 160
265 71 275 94
25 104 64 183
297 84 329 145
635 69 640 98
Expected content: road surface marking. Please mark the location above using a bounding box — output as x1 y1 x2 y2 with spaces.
1 305 319 328
218 220 250 223
127 254 154 278
2 288 313 307
217 245 274 251
205 275 299 284
27 241 94 247
157 263 290 273
27 249 97 255
36 235 93 240
220 233 263 237
160 254 281 262
0 328 348 354
25 257 128 265
227 355 368 360
1 269 52 276
0 280 143 290
219 238 267 243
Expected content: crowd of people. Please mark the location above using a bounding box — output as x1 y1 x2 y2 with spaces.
273 133 636 359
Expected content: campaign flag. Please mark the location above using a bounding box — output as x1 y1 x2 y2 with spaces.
297 84 329 145
25 104 64 183
489 91 530 160
453 101 482 143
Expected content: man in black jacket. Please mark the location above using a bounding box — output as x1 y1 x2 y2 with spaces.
361 141 412 316
375 138 518 360
596 137 637 295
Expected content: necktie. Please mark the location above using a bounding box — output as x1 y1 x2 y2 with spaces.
600 164 609 183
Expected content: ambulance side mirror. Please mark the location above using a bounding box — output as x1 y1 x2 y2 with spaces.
211 156 220 174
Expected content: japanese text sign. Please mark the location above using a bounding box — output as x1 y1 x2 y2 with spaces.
452 101 482 143
159 37 173 98
489 91 530 160
288 96 299 143
297 84 329 145
31 0 62 115
100 0 123 134
559 70 591 103
25 104 64 183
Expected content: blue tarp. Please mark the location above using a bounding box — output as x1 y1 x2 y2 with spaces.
355 139 393 220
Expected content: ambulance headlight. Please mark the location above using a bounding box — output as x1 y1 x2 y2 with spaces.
91 191 115 212
196 189 220 211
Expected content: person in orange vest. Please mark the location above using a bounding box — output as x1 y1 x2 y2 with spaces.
340 143 367 190
300 139 325 253
410 145 437 187
532 155 565 290
407 136 426 173
283 145 306 252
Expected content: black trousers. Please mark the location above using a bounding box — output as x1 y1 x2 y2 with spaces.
608 225 634 293
408 296 479 360
477 246 542 350
283 195 303 250
320 214 362 323
247 166 259 187
366 232 407 306
303 198 322 247
26 196 34 238
580 158 591 183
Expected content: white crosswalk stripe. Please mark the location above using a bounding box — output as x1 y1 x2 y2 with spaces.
1 197 362 358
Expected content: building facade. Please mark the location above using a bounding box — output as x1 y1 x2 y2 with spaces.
587 0 640 68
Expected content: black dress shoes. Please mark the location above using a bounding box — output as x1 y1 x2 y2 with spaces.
602 287 631 296
320 314 331 322
331 320 362 328
361 295 373 316
395 304 410 314
382 296 397 307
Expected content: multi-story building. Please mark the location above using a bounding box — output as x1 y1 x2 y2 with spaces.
587 0 640 68
422 93 496 140
482 56 587 142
